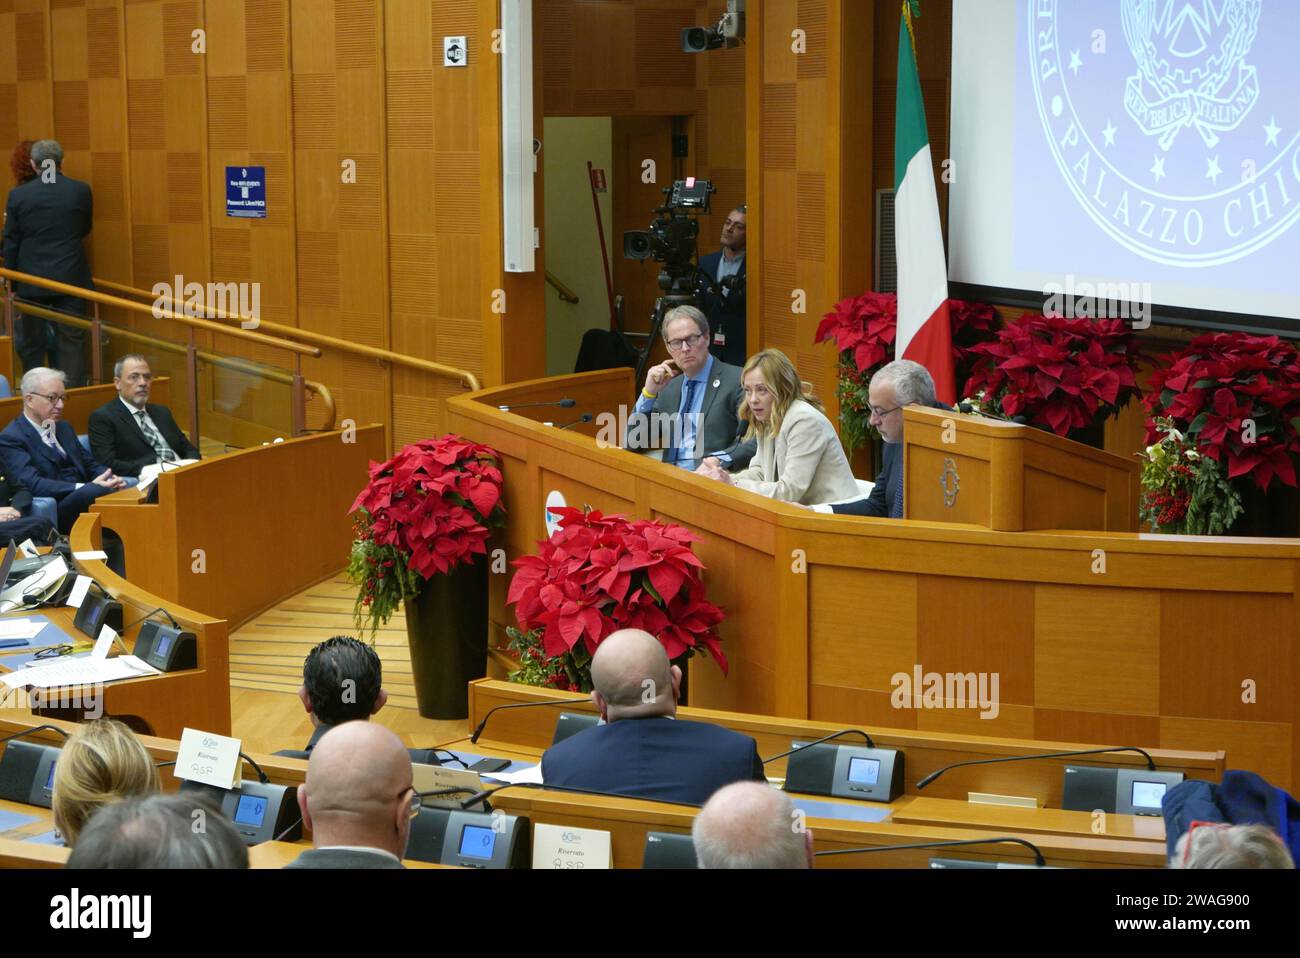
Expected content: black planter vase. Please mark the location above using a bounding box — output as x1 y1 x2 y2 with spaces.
403 557 489 720
1227 480 1300 538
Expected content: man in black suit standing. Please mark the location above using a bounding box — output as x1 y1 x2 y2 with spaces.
88 355 200 477
540 630 766 806
1 140 93 387
815 360 939 519
696 205 747 366
286 722 414 870
0 367 126 571
624 306 754 471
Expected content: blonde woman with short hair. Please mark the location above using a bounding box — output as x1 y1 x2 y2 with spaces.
696 349 859 505
52 718 160 847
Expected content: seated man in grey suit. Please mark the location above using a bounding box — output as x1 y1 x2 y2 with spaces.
88 355 200 477
67 793 248 869
286 722 414 869
625 305 754 471
693 781 814 869
816 359 939 519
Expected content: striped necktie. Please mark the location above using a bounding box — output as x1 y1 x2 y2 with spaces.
136 410 176 462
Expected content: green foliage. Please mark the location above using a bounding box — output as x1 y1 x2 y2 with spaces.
1138 420 1243 535
347 518 425 643
836 359 879 454
506 627 593 693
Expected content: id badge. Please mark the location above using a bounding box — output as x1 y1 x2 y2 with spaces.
713 330 726 346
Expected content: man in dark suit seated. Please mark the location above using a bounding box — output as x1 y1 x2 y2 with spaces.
286 722 415 869
1 139 93 387
294 635 389 755
813 359 942 519
0 368 127 572
625 305 755 472
697 205 747 366
88 355 200 477
540 629 766 805
0 467 55 545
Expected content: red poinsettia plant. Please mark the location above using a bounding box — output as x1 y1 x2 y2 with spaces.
1143 333 1300 492
505 507 726 692
814 292 998 450
348 435 505 639
963 314 1143 436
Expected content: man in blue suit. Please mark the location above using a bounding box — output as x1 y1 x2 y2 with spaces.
540 629 765 806
696 206 747 367
0 368 126 560
818 360 942 519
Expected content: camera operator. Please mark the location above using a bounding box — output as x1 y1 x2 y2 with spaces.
697 205 747 366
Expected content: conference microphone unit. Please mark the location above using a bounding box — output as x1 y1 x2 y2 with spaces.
765 730 903 804
468 698 599 744
497 398 578 412
406 806 530 868
552 414 594 430
0 725 70 808
815 836 1048 867
915 746 1158 790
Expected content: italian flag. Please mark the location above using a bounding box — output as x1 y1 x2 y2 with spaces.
894 1 955 405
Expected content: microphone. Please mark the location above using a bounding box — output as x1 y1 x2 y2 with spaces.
469 698 596 744
0 723 71 746
553 414 594 431
916 746 1157 790
456 777 708 812
815 836 1047 867
956 402 1028 426
762 728 876 765
497 398 577 412
120 605 181 633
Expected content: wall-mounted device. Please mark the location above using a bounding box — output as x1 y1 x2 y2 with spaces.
0 739 59 808
179 779 300 845
406 807 530 868
1062 765 1185 816
132 620 197 672
784 741 904 803
682 0 745 52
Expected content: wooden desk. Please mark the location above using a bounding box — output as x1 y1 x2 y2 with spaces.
889 795 1166 843
486 787 1167 869
462 679 1224 809
0 836 67 868
247 841 454 870
449 371 1300 788
90 425 385 627
1 558 230 738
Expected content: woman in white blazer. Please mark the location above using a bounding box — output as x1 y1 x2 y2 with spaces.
696 348 859 505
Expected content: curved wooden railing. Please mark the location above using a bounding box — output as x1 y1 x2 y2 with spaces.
94 276 482 392
0 267 338 436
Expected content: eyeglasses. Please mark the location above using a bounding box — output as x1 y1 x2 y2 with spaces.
868 404 903 419
35 645 74 659
665 333 706 352
30 392 66 405
121 373 153 383
1179 820 1229 866
401 786 422 820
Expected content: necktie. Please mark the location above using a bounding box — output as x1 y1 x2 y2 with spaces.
889 453 905 519
41 426 66 459
669 379 700 467
136 410 176 462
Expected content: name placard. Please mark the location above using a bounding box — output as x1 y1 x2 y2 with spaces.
175 727 242 789
532 823 612 870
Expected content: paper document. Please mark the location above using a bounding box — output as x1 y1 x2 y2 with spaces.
0 619 44 639
0 654 161 690
481 764 544 785
137 460 199 495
